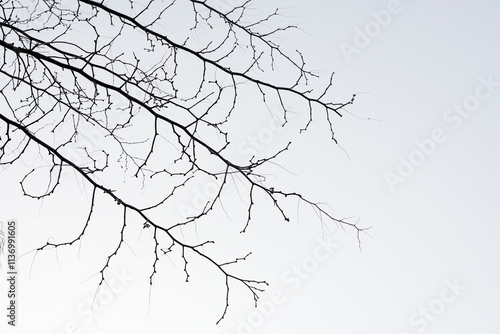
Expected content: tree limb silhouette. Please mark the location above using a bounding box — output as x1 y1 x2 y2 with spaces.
0 0 368 322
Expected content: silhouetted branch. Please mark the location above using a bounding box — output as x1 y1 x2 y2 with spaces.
0 0 365 323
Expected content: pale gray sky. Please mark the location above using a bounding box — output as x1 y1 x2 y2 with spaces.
1 0 499 333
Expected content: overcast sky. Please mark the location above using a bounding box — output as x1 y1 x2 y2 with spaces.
1 0 499 333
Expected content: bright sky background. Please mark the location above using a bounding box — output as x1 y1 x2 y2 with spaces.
1 0 499 333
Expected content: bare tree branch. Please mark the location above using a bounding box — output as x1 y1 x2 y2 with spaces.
0 0 366 323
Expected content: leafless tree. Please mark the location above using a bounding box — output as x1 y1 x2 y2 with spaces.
0 0 367 323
